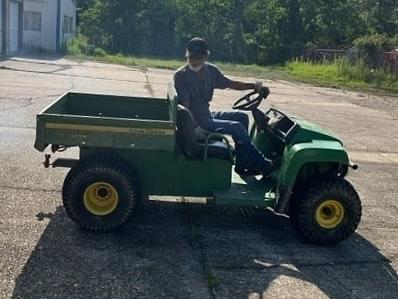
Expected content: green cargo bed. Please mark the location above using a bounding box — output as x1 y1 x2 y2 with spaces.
34 92 177 152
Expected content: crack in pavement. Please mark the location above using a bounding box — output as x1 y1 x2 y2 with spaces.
0 185 60 194
350 151 398 164
182 207 217 299
211 258 392 271
359 227 398 232
144 72 155 97
0 65 147 84
0 126 35 130
1 63 74 74
0 98 33 112
7 57 145 73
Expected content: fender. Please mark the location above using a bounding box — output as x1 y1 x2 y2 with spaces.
275 140 350 213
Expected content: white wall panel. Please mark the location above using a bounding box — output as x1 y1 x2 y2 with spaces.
10 1 19 52
23 0 57 51
23 0 76 51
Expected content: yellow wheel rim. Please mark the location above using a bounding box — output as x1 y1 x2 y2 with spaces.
83 182 119 216
315 199 345 229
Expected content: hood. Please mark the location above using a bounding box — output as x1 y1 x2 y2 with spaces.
291 118 343 145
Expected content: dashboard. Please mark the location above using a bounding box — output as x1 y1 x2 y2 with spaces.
265 108 300 143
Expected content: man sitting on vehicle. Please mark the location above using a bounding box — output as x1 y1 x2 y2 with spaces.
174 37 276 176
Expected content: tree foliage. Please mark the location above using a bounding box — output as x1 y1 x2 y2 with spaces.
76 0 398 64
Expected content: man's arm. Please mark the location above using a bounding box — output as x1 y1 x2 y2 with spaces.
230 80 270 98
229 81 256 91
212 66 261 91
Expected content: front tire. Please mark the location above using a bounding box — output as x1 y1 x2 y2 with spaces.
62 156 141 232
290 177 362 246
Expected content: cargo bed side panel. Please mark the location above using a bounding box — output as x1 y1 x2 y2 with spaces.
34 92 176 152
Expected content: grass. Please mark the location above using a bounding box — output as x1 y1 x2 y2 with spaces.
66 36 283 78
66 37 397 94
68 52 284 80
91 53 183 70
285 58 398 93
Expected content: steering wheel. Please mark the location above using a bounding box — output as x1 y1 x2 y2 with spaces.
232 89 269 111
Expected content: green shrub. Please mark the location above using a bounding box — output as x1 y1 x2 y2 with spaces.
66 34 89 56
93 48 107 57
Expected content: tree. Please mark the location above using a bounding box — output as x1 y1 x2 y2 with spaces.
75 0 398 64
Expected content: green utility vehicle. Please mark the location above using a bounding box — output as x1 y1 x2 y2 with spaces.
34 86 362 245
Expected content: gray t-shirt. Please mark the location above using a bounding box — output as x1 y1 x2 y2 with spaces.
174 63 231 127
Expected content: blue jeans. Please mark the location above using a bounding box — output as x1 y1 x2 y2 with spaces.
201 111 270 170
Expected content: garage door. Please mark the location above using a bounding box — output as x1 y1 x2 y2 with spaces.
10 1 20 52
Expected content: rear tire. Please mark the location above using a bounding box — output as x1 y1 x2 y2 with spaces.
62 155 141 232
290 177 362 246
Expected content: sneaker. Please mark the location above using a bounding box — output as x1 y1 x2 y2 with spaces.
261 158 281 177
234 167 262 176
235 158 280 177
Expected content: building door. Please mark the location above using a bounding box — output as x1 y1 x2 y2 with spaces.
10 1 19 52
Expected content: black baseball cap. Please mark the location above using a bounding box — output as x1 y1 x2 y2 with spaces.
186 37 210 58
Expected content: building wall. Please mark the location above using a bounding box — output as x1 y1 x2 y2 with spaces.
23 0 57 51
23 0 76 52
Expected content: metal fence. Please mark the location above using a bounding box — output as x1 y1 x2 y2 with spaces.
303 49 347 61
384 51 398 75
302 48 398 75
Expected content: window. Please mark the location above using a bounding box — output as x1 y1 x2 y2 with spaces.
24 11 41 32
69 17 74 33
63 16 69 33
63 16 74 33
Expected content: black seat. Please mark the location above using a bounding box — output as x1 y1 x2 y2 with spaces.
176 104 233 161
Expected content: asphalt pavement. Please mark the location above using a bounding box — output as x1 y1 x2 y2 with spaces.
0 56 397 299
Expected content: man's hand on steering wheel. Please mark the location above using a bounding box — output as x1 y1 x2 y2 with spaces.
254 82 270 97
258 86 270 98
232 84 270 111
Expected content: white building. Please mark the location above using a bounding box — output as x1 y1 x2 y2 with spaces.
0 0 76 56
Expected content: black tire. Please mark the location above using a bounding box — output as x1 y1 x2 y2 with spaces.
290 177 362 246
62 155 141 232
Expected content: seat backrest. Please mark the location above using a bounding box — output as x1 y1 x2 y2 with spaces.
167 83 178 122
176 104 200 158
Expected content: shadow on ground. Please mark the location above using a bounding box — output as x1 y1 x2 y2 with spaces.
12 200 398 299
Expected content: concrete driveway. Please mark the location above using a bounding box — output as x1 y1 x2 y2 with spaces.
0 56 397 298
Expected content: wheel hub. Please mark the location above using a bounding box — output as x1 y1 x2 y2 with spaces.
97 187 110 199
315 200 345 229
83 182 119 216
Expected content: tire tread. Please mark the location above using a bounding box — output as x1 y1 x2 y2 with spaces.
62 154 141 232
290 177 362 246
